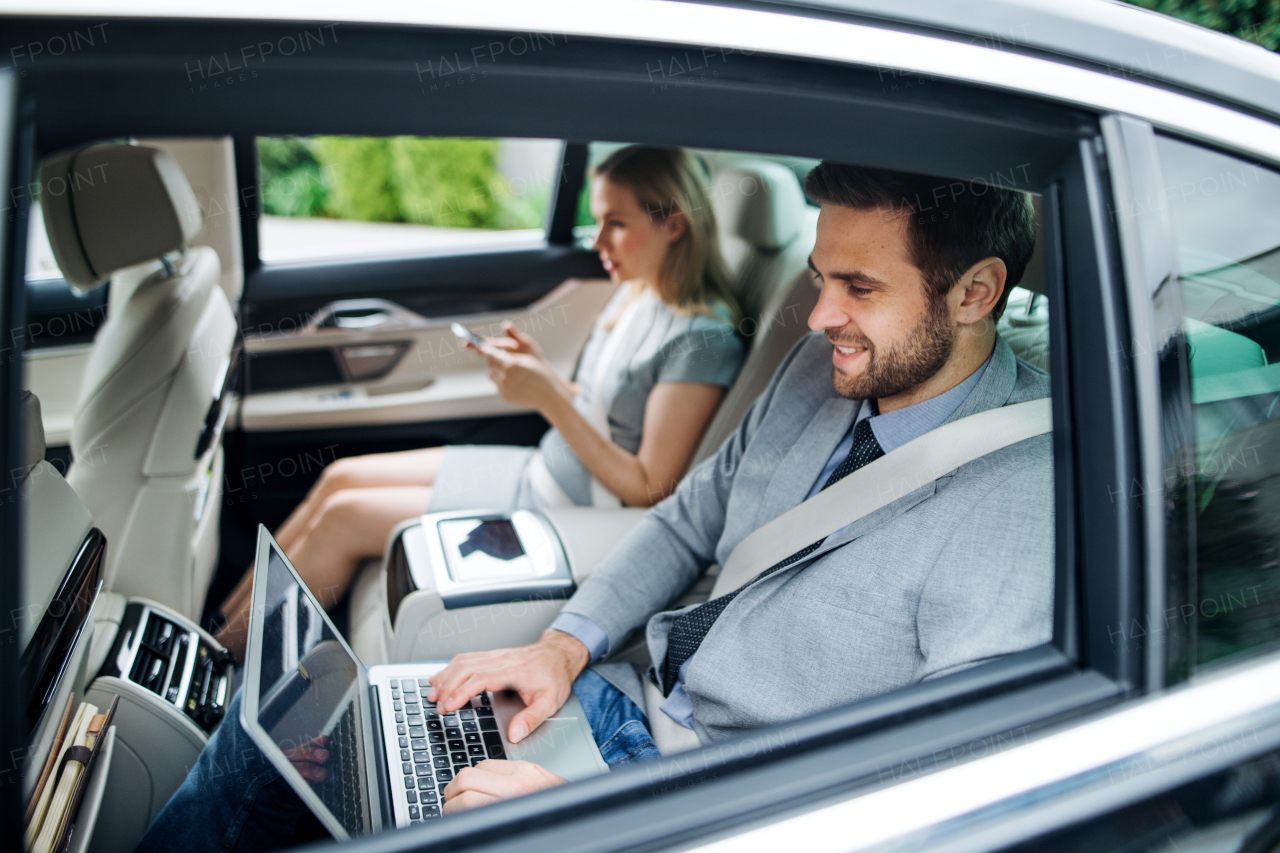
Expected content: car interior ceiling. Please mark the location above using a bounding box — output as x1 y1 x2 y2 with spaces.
7 18 1152 853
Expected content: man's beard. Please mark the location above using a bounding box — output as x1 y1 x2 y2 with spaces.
829 296 955 401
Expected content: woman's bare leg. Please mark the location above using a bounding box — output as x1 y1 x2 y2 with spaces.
287 485 432 609
217 485 431 659
215 447 443 630
274 447 445 554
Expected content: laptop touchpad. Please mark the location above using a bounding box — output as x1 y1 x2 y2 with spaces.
506 718 603 782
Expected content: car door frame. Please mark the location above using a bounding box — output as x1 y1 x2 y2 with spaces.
0 65 33 853
1 3 1260 849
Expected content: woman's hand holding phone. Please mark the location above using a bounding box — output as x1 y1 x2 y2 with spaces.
483 321 545 358
454 320 543 358
458 321 565 411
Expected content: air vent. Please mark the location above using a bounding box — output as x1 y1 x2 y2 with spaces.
101 604 234 734
128 613 186 697
130 645 170 695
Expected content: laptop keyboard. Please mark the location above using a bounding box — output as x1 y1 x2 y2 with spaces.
385 677 505 824
314 703 364 836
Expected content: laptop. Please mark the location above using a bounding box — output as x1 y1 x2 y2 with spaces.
241 525 608 838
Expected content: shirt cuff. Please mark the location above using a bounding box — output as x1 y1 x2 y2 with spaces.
659 682 696 729
549 612 609 662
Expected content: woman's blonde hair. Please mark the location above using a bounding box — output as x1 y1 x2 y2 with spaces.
594 146 740 326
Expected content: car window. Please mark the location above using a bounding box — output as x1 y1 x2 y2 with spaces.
255 136 563 264
1155 134 1280 680
571 142 821 246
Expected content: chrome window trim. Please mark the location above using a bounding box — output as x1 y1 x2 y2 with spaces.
11 0 1280 165
1098 115 1179 694
684 650 1280 853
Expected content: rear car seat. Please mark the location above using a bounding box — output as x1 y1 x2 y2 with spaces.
41 142 238 621
690 161 820 466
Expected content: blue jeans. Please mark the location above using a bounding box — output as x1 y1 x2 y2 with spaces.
572 668 661 768
135 671 660 853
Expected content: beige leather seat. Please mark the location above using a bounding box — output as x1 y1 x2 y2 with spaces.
41 143 237 621
19 390 96 656
691 160 820 465
18 391 111 801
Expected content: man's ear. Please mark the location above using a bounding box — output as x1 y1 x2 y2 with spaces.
954 257 1007 325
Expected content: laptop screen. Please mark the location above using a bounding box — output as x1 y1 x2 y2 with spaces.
254 542 371 836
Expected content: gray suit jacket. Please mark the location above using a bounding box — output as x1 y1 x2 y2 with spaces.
563 332 1054 743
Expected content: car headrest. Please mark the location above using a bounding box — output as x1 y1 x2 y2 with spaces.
41 143 203 291
711 161 806 252
20 390 45 483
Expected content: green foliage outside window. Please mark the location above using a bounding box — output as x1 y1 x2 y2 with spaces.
312 136 402 222
257 137 330 218
1122 0 1280 50
257 135 546 230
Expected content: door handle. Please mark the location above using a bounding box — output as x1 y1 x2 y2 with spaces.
331 308 391 329
307 299 430 334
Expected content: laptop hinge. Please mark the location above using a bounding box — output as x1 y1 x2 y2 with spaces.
368 684 394 829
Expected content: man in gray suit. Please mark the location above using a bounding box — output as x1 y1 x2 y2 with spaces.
432 161 1051 810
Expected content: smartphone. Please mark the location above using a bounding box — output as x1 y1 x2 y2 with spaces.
451 322 485 348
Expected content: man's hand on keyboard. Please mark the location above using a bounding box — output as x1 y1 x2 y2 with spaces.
426 629 590 743
282 735 330 783
441 759 566 813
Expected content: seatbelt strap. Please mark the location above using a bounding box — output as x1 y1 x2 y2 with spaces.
710 398 1052 599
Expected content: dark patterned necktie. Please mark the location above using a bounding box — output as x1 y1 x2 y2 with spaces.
661 417 886 694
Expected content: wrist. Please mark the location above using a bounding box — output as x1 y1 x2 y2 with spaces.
542 628 591 675
541 391 575 426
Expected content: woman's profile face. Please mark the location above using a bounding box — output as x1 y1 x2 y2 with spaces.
589 175 682 288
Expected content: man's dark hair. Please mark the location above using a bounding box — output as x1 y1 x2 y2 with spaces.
803 163 1036 321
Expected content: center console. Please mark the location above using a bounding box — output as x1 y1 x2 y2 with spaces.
84 600 235 853
398 510 574 611
366 507 647 664
96 602 234 730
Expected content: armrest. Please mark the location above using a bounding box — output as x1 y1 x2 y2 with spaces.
539 507 649 583
382 508 648 662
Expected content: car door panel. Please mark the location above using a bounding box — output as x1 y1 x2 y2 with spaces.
240 243 602 335
237 238 609 428
239 276 616 431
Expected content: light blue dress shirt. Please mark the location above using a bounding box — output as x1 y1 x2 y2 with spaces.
550 354 993 729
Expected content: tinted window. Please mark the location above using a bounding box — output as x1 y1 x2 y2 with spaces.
255 135 563 263
570 143 821 245
1156 135 1280 679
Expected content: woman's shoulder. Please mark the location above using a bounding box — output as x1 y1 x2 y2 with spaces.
651 300 746 378
679 302 743 350
655 299 738 335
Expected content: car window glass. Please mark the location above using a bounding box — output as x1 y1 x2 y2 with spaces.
1155 134 1280 679
255 136 563 264
571 142 821 246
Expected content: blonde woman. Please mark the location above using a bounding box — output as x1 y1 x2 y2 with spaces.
215 146 745 658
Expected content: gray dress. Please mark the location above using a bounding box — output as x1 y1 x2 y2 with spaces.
429 286 746 511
